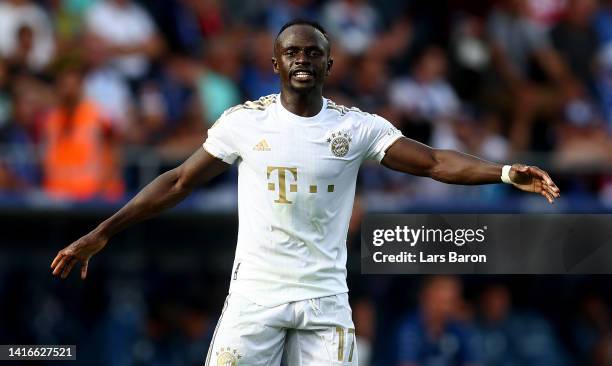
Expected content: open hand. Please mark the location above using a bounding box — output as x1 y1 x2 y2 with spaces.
51 232 108 280
509 164 560 204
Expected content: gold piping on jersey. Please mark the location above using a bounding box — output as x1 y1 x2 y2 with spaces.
326 100 366 116
227 94 277 114
210 94 277 129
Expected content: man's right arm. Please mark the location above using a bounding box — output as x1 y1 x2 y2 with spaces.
51 147 230 279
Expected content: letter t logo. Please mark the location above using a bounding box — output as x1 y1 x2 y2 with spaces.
267 166 298 204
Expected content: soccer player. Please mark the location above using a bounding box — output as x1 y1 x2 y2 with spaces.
50 20 560 365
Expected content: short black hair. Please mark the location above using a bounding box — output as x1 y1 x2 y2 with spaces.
275 19 331 49
277 19 329 39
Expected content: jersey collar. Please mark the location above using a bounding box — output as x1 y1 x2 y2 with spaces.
276 93 328 123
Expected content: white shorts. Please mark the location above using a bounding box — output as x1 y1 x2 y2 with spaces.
205 292 358 365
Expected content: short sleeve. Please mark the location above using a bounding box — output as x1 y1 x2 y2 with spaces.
363 114 403 162
203 113 241 164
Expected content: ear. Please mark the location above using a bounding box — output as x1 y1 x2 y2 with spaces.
272 57 279 74
326 58 333 76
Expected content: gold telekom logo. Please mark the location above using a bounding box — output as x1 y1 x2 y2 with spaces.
267 166 335 204
267 166 297 203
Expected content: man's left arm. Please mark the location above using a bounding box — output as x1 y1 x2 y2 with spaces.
380 137 560 203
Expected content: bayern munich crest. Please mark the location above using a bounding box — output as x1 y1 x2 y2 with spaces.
216 347 241 366
327 131 352 157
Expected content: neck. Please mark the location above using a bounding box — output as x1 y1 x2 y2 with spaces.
280 89 323 117
61 97 80 112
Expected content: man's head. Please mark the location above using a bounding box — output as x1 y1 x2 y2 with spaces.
419 275 462 324
52 58 86 106
272 19 333 94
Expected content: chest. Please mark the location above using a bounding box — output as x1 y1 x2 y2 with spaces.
239 119 363 183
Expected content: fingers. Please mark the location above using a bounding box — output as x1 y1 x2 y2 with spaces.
61 258 77 279
541 189 555 204
545 183 560 199
80 261 89 280
52 256 69 277
51 252 64 269
51 251 86 280
531 180 556 204
528 166 553 185
529 166 560 191
528 166 561 199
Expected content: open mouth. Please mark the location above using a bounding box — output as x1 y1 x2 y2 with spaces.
292 70 314 82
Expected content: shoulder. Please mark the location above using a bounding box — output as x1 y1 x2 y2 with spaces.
325 99 373 120
224 94 277 116
210 94 277 128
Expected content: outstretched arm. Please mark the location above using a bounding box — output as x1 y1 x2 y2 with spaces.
381 137 560 202
51 147 230 279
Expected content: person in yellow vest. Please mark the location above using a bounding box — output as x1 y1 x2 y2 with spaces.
43 62 124 200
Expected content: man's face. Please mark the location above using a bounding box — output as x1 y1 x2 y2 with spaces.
273 25 332 93
57 71 83 104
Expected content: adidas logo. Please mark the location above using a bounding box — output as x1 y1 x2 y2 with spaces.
253 139 271 151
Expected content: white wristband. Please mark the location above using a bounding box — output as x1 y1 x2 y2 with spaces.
501 165 513 184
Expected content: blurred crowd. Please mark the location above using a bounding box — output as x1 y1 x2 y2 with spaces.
3 259 612 366
0 0 611 203
381 276 612 366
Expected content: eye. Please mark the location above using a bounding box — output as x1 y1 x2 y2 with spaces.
284 50 296 56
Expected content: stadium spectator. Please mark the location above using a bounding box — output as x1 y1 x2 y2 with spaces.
322 0 381 55
453 109 510 163
594 0 612 128
594 0 612 44
486 0 579 151
0 0 55 72
194 52 241 127
266 0 320 36
0 77 40 192
240 30 279 100
573 295 612 365
0 59 9 128
85 0 163 85
202 34 244 83
348 54 389 114
524 0 567 28
192 0 226 40
42 60 124 201
152 53 207 156
476 284 568 366
553 102 611 169
389 45 461 146
396 275 479 366
448 14 491 104
550 0 600 98
82 33 135 136
150 0 203 55
598 44 612 130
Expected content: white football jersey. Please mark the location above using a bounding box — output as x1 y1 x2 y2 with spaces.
203 94 402 306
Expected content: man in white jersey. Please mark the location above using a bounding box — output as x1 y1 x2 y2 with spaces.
51 19 560 365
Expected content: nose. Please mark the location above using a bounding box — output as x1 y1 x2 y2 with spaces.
294 50 310 65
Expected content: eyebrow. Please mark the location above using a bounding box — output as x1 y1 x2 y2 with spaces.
281 45 324 51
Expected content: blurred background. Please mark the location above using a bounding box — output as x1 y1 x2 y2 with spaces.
0 0 611 365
